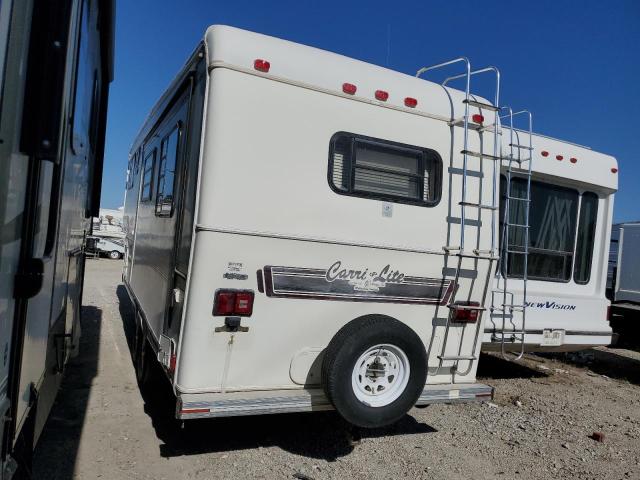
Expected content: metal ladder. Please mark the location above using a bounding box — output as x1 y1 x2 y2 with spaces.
490 109 533 360
416 58 501 373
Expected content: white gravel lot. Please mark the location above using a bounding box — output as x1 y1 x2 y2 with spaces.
33 259 640 480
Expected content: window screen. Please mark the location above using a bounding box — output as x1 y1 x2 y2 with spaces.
141 148 156 202
329 132 441 206
500 177 578 282
574 192 599 284
156 124 181 216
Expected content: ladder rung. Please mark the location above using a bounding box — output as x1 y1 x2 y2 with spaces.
492 306 525 312
494 330 526 335
462 99 499 112
443 245 461 253
473 249 494 255
506 249 528 254
450 118 483 131
461 149 501 161
457 252 499 260
509 144 533 151
448 305 486 311
459 201 497 210
507 223 529 228
507 196 530 202
438 355 477 361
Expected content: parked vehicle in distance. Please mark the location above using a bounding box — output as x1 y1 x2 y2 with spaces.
484 132 617 356
86 236 125 260
607 222 640 341
0 0 114 477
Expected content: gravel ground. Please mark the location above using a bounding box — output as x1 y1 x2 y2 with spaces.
33 259 640 480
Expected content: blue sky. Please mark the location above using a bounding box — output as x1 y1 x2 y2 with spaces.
102 0 640 222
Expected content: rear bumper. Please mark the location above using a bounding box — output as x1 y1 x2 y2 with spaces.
176 383 494 420
482 329 612 352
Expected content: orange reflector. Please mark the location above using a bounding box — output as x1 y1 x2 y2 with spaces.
342 83 357 95
375 90 389 101
404 97 418 108
253 59 270 72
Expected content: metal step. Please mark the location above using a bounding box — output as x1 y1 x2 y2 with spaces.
461 149 501 161
509 144 533 151
437 355 477 361
447 304 486 311
473 248 494 255
450 118 484 131
459 201 497 210
462 99 499 112
456 252 499 260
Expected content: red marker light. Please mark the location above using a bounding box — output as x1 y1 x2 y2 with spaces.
472 114 484 124
342 83 357 95
253 59 270 72
375 90 389 101
541 151 549 157
556 155 564 161
404 97 418 108
570 157 577 164
611 167 618 173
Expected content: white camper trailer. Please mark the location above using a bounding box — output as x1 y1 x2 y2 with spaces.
0 0 113 476
123 25 511 428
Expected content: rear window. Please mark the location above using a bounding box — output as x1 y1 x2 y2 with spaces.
574 192 599 284
501 177 578 282
329 132 441 206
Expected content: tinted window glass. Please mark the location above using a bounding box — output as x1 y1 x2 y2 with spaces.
329 133 441 205
156 125 180 216
574 192 599 284
501 177 578 281
141 149 155 201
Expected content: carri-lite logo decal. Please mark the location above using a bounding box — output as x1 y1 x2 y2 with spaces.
525 300 576 311
325 261 405 292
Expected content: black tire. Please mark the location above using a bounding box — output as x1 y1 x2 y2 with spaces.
109 250 121 260
321 315 427 428
134 320 152 388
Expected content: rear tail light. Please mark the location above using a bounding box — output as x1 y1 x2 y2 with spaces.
451 301 481 323
213 289 254 317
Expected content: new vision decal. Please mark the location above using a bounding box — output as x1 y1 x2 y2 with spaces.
264 261 454 304
525 300 577 311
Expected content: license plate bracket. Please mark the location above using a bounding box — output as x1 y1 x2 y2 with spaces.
541 329 565 346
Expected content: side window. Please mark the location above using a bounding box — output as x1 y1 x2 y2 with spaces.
574 192 599 284
329 132 441 206
141 148 156 202
155 124 181 216
500 177 579 282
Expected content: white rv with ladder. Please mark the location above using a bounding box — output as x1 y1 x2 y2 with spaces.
122 26 614 428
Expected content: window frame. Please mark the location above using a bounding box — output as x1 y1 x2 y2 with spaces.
573 191 599 285
327 131 443 207
499 175 602 284
155 122 182 217
140 148 156 202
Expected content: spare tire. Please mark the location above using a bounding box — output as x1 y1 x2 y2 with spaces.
321 315 427 428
